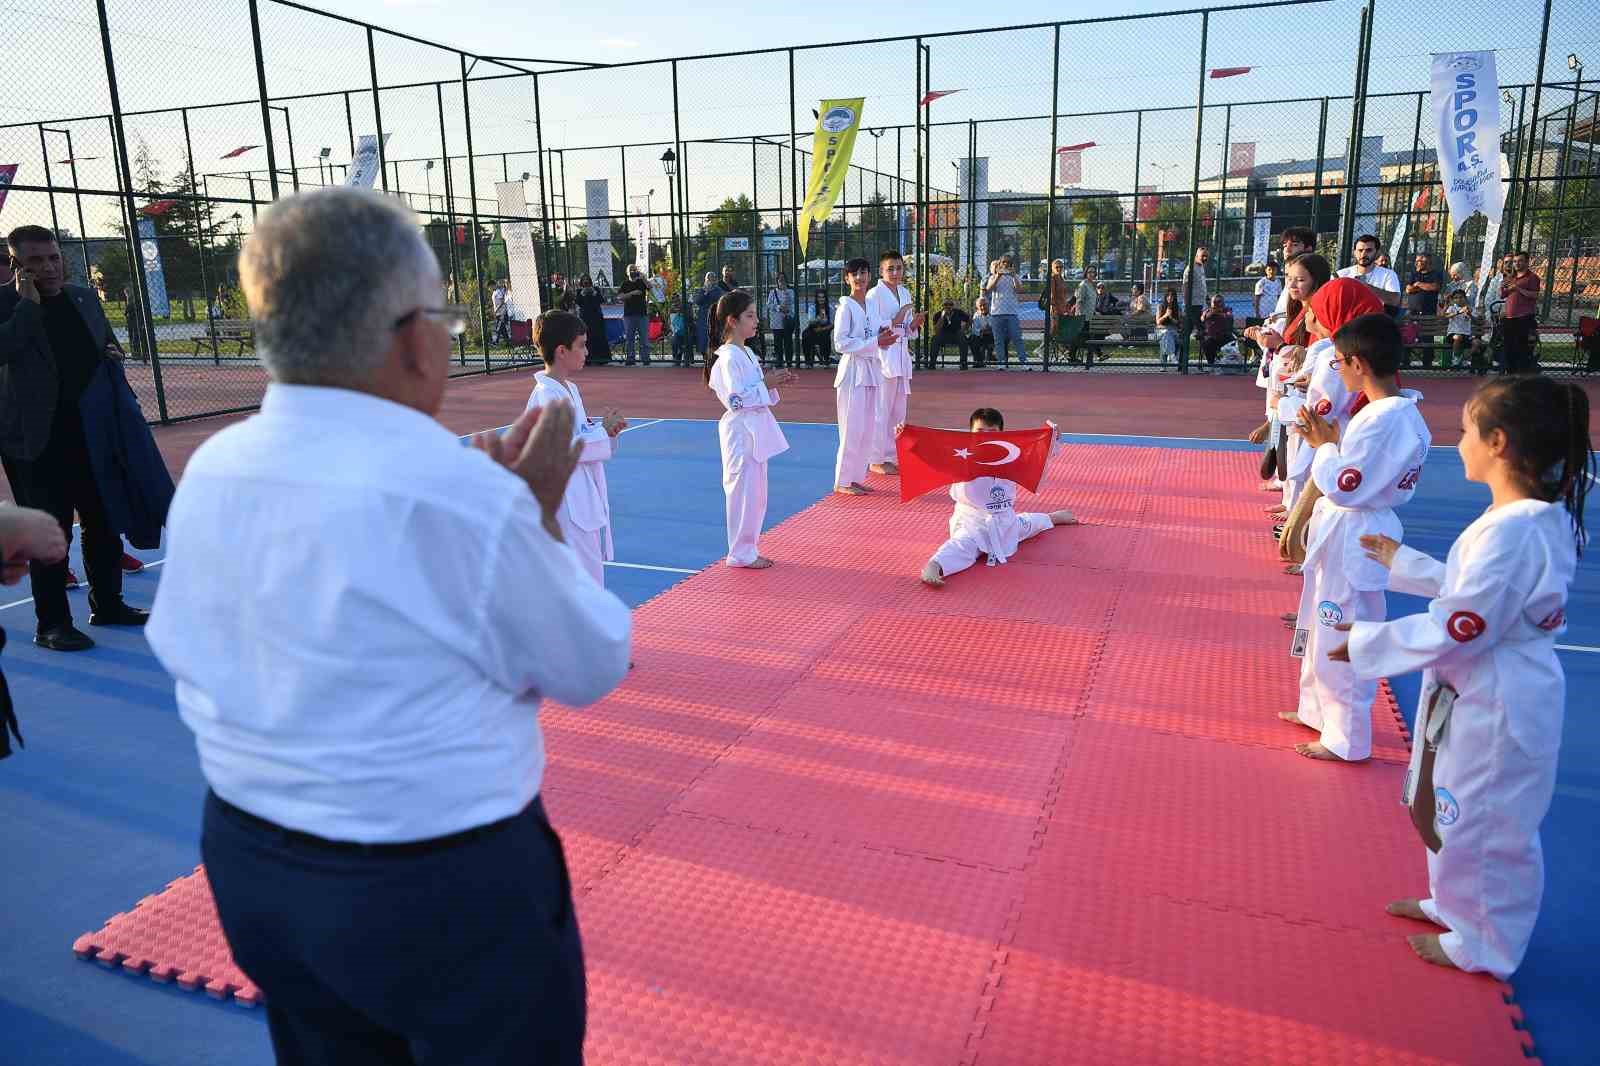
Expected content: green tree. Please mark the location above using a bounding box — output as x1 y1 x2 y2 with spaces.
694 194 756 281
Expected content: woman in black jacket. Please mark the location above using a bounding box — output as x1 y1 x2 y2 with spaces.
572 274 612 363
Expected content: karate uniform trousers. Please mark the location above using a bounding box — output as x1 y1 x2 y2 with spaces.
832 297 883 490
1294 392 1431 760
867 282 916 466
709 343 789 566
932 479 1053 577
1349 500 1572 978
527 371 615 586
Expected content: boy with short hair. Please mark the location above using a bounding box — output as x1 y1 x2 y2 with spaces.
1283 313 1430 761
868 249 922 475
917 408 1078 587
526 310 627 584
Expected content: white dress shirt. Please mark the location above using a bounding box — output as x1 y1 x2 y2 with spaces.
146 384 632 843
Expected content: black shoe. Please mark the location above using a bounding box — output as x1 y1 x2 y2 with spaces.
35 624 95 652
89 602 151 627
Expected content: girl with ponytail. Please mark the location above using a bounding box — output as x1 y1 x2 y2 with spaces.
1331 374 1592 979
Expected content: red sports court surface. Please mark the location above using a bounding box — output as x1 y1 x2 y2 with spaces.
73 443 1532 1065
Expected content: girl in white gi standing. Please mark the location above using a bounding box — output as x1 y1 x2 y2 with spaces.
525 310 627 585
707 291 795 569
833 257 895 496
916 408 1077 587
1283 311 1430 762
868 250 923 475
1331 375 1591 977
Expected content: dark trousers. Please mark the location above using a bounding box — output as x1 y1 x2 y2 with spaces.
0 423 123 630
1502 315 1537 374
969 334 993 367
202 791 585 1066
931 334 968 368
770 325 794 367
801 328 831 367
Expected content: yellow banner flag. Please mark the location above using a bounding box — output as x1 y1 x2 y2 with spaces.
797 99 864 256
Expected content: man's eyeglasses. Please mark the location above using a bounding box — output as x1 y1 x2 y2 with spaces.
395 304 470 337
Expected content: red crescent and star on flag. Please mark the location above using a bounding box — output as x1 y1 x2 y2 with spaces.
894 425 1055 502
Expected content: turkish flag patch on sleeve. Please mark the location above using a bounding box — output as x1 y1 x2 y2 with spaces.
1446 611 1486 642
1336 467 1363 492
894 424 1055 501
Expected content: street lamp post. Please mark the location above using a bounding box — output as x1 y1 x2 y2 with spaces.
318 146 332 187
662 148 684 313
425 159 435 215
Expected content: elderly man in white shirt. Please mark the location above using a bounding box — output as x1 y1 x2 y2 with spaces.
146 187 629 1066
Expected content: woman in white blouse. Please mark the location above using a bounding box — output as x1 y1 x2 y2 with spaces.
707 290 795 568
832 257 894 495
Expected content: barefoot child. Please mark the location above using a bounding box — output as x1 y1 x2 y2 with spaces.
833 258 895 495
868 249 923 475
1283 312 1430 762
1332 375 1590 977
526 310 627 584
707 291 795 569
917 408 1078 587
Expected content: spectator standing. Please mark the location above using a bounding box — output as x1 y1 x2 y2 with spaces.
1181 246 1210 365
1156 287 1181 369
1500 250 1541 374
2 225 164 651
695 272 719 359
572 273 611 364
718 264 738 296
1253 261 1283 319
1075 268 1098 324
931 298 970 369
1336 234 1404 311
765 273 795 368
490 279 512 346
1479 253 1514 317
1047 259 1070 360
147 188 631 1065
982 256 1025 367
617 265 651 366
1405 251 1444 366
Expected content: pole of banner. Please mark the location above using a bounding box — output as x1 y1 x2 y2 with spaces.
1401 91 1424 262
281 105 299 191
787 48 800 325
533 72 553 313
343 91 355 156
246 0 280 200
750 137 762 341
1044 22 1059 372
435 81 465 365
1181 9 1209 376
1310 97 1328 235
1541 63 1579 320
1131 109 1142 291
1516 0 1553 251
367 28 388 192
36 126 64 244
180 107 219 360
459 52 488 368
671 60 688 325
96 0 167 421
1337 4 1370 266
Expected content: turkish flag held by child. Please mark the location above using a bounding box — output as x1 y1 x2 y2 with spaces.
895 424 1055 502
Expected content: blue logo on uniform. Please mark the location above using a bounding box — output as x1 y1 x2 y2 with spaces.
1435 787 1460 826
1317 600 1344 627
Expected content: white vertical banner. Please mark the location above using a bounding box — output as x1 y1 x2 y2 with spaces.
630 196 650 278
346 134 390 189
1475 154 1513 304
956 156 989 275
1251 215 1272 265
495 180 541 321
584 179 612 288
1432 51 1506 229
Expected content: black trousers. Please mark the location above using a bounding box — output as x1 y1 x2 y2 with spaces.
203 792 586 1066
1 421 123 630
770 326 794 367
931 334 968 368
1502 315 1537 374
801 328 831 367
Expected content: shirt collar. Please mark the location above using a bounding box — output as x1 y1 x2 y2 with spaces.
260 383 458 446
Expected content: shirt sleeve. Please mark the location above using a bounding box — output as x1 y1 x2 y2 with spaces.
1309 417 1411 508
1387 543 1447 598
575 419 615 462
479 491 632 705
709 351 773 413
1347 526 1525 681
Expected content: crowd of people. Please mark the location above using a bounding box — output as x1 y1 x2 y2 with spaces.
0 184 1590 1063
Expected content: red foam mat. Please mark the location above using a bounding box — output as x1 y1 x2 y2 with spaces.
73 444 1533 1062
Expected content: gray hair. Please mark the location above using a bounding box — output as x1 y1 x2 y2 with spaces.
1449 261 1468 279
240 187 437 386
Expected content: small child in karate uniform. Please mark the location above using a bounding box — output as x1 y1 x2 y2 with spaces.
1330 375 1591 978
833 257 896 495
917 408 1078 587
867 249 923 475
525 310 626 585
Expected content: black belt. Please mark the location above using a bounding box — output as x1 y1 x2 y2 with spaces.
211 791 529 857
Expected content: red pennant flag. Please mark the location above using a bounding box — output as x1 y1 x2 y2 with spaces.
220 145 260 159
894 425 1055 502
56 157 100 165
140 199 179 216
1058 141 1097 152
1210 66 1252 78
919 89 961 106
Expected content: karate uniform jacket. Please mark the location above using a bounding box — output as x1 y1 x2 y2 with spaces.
866 282 917 384
832 297 884 391
1288 338 1356 482
526 371 616 557
709 343 789 463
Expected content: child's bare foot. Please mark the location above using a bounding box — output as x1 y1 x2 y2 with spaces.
920 561 945 587
1050 509 1078 526
748 556 774 569
1277 710 1314 728
1283 564 1302 575
869 462 899 475
1279 611 1298 623
1294 741 1354 760
1386 899 1431 922
835 485 868 496
1265 504 1287 515
1406 934 1457 969
852 481 873 492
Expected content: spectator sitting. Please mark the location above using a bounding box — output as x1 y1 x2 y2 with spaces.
1094 284 1123 315
1199 293 1235 367
1443 288 1477 372
1126 283 1150 339
969 297 994 368
800 288 833 368
1156 288 1182 369
931 298 971 369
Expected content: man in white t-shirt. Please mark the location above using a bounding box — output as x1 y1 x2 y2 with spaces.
1335 234 1402 310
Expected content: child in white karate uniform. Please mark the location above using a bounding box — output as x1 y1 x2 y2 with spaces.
833 257 894 496
867 249 922 475
525 311 626 585
918 408 1078 587
1283 311 1430 762
707 291 795 569
1332 375 1591 977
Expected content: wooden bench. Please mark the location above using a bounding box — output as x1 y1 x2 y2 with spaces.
192 318 254 361
1401 313 1493 368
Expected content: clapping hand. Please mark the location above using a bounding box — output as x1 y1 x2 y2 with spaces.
876 326 896 349
1295 405 1339 449
1327 622 1354 662
471 403 582 539
1360 534 1399 568
763 368 796 388
601 410 628 437
0 506 68 585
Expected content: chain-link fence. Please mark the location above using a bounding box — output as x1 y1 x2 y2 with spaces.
2 0 1595 423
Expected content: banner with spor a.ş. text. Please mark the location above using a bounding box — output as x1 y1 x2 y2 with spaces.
797 99 864 256
494 180 541 321
584 179 612 288
1431 51 1505 229
136 218 171 319
0 164 17 218
345 134 390 189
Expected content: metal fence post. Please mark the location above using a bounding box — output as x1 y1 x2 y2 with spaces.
750 136 762 328
246 0 281 200
1181 9 1210 375
181 106 219 361
95 0 168 422
1541 65 1580 320
459 53 488 368
532 72 554 311
435 81 465 365
787 49 800 316
1399 91 1424 261
36 125 64 246
1339 2 1373 265
1043 23 1060 370
671 60 688 317
1131 109 1143 287
368 28 388 191
1310 97 1328 234
1515 0 1553 251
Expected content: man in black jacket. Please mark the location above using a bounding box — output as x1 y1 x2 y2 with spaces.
2 225 149 650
